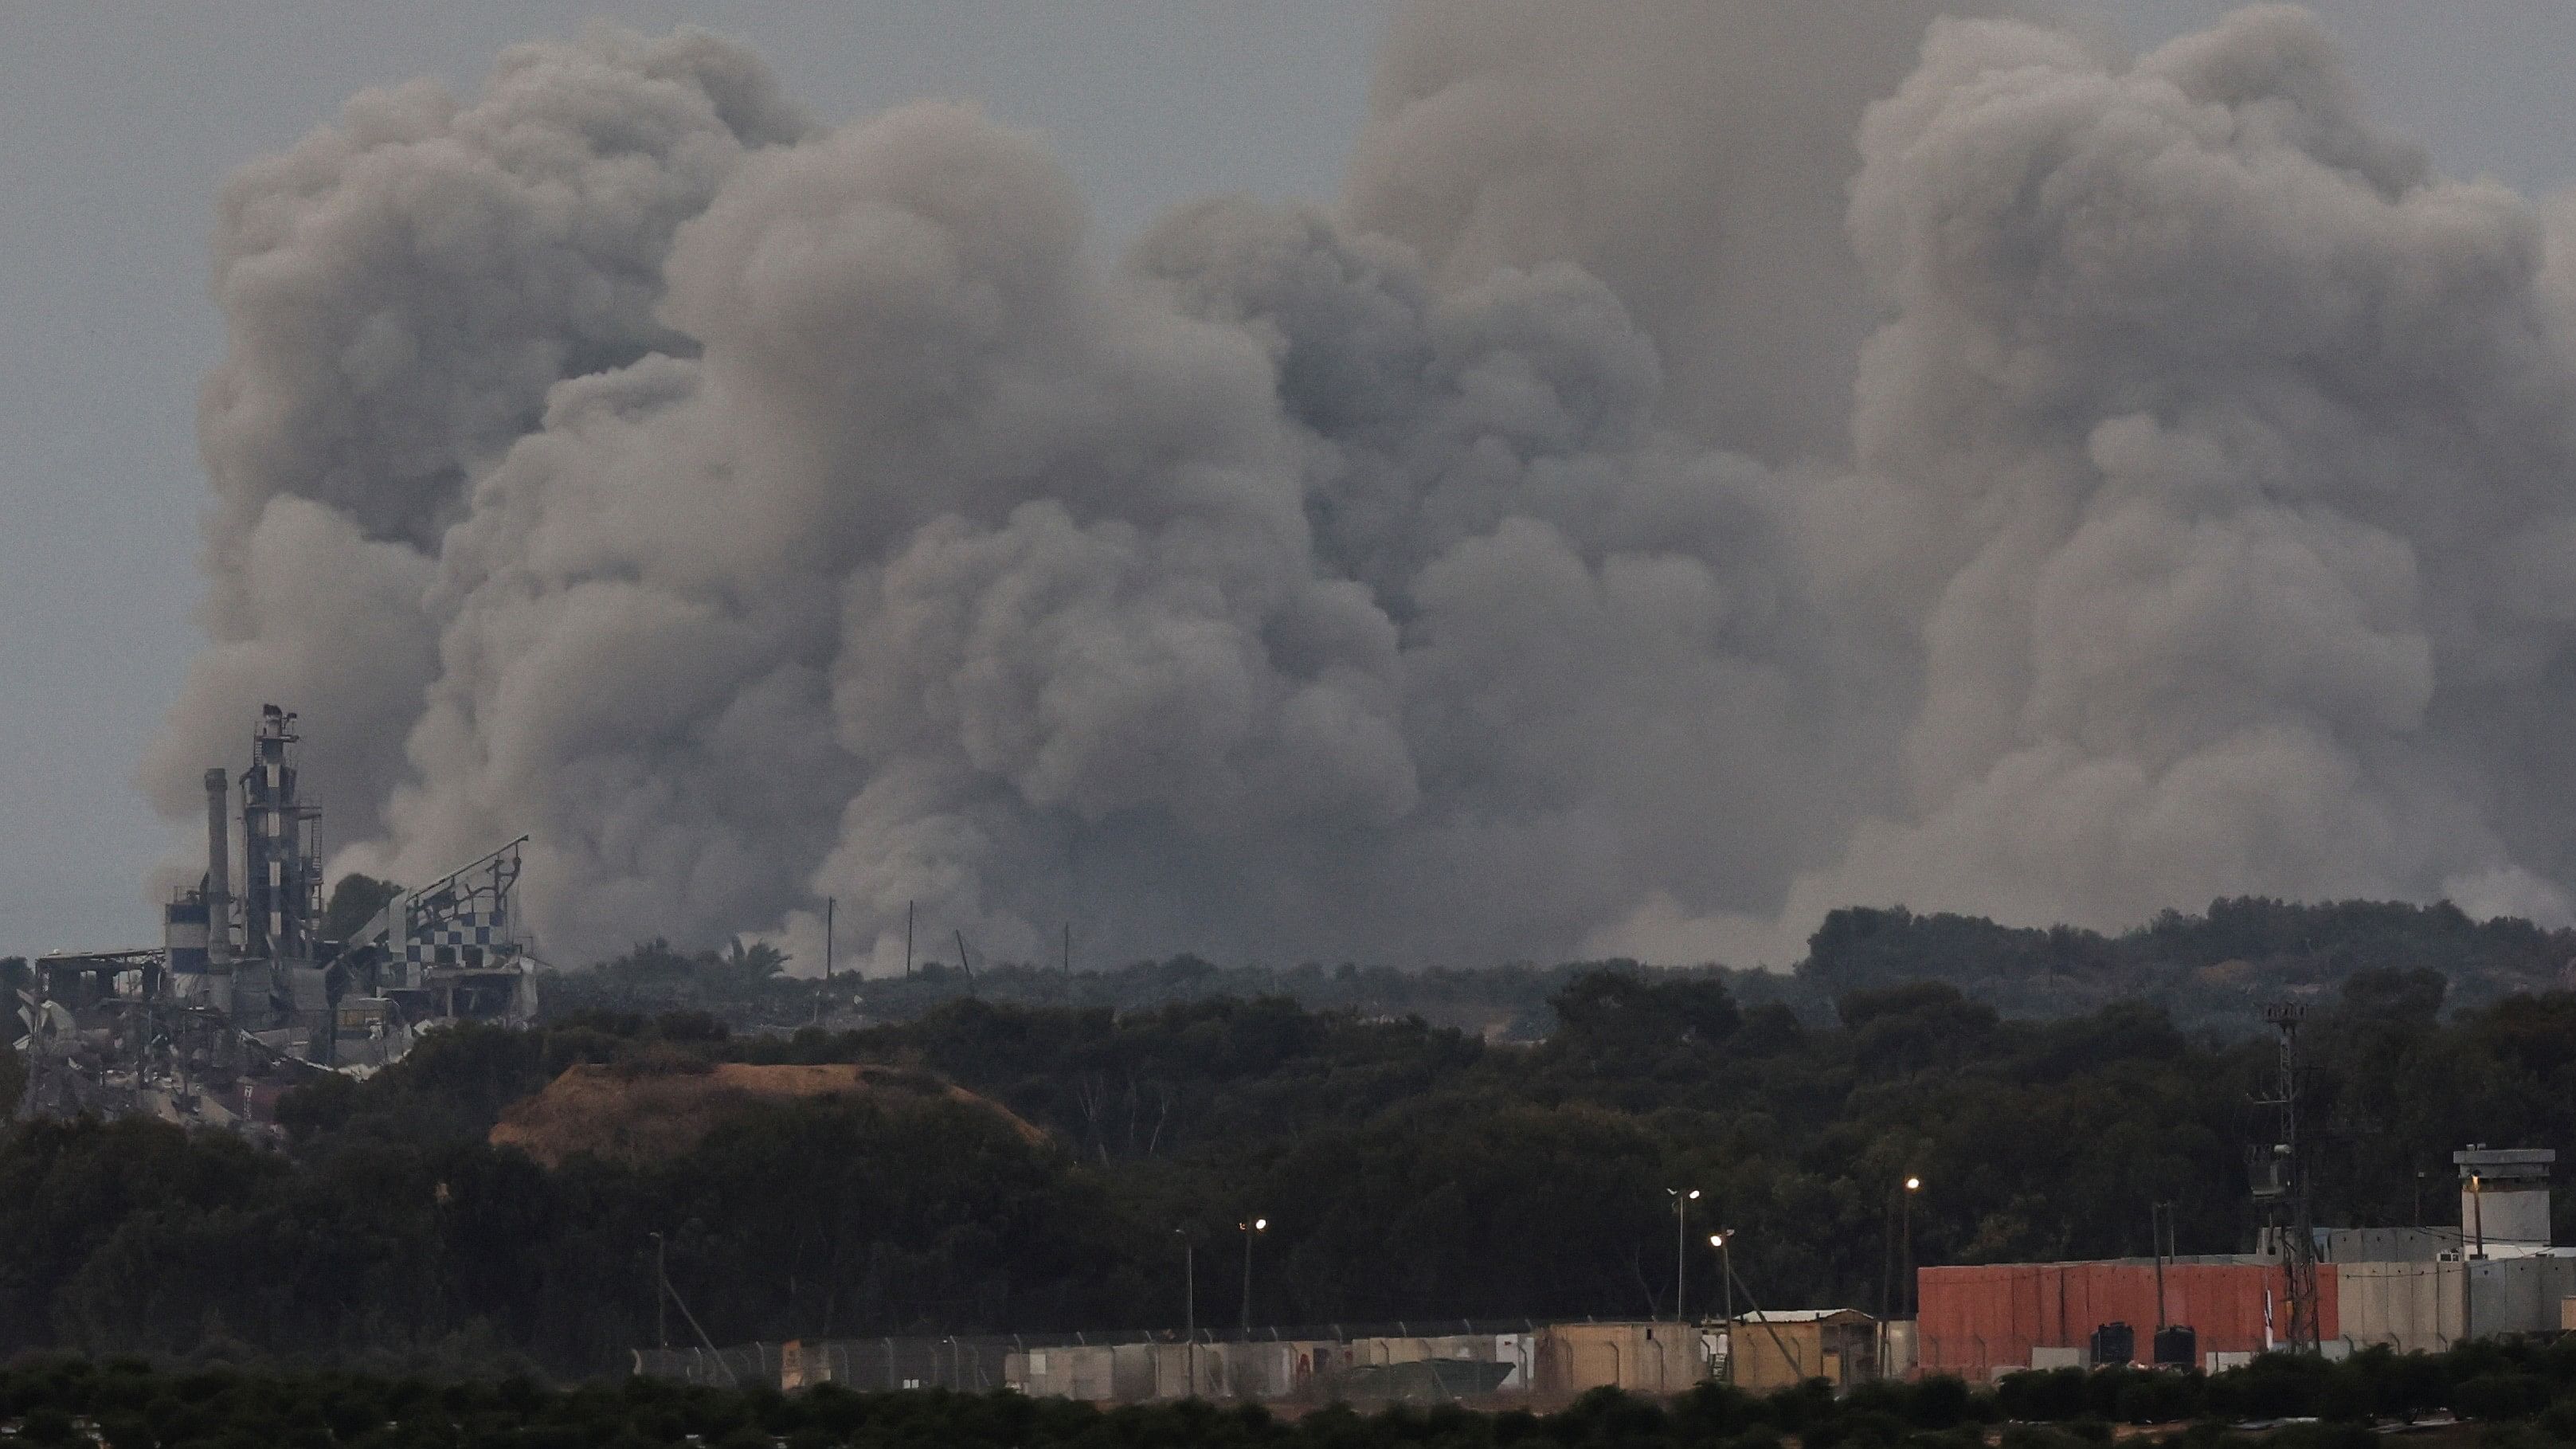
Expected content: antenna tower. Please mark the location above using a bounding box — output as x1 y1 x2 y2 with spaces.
2251 1002 2320 1353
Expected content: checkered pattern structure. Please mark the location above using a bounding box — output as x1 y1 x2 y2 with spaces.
401 840 523 967
405 908 508 965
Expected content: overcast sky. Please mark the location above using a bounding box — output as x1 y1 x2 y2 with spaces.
4 1 2573 960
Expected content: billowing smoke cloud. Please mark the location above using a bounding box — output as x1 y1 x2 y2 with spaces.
1345 0 2017 464
1746 6 2576 953
144 6 2576 971
144 25 809 860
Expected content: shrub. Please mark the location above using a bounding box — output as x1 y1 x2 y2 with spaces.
1995 1368 2089 1423
2454 1373 2550 1423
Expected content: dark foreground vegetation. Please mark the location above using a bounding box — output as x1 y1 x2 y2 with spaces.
18 1341 2576 1449
3 939 2576 1376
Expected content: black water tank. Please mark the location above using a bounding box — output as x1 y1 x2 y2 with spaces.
2153 1326 2196 1369
2089 1322 2136 1365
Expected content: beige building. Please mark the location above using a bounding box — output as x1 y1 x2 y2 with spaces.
1726 1309 1878 1392
1005 1339 1364 1403
1531 1322 1701 1398
992 1315 1879 1406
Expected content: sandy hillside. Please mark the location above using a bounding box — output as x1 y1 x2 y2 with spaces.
489 1060 1043 1169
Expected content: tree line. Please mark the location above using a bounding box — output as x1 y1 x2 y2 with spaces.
2 955 2574 1376
539 895 2576 1044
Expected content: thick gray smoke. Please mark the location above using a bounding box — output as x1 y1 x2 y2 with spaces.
1345 0 2016 464
145 7 2576 971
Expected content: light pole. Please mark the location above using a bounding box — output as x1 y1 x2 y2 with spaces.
1239 1216 1266 1335
648 1231 668 1350
1177 1228 1196 1392
2468 1173 2484 1341
2152 1200 2175 1333
2471 1173 2486 1259
1666 1188 1701 1322
1709 1232 1735 1384
1902 1177 1920 1319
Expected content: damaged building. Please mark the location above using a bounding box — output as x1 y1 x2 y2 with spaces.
8 704 538 1134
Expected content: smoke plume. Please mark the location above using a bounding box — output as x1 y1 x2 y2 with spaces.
145 7 2576 971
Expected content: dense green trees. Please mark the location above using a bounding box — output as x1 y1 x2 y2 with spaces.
1801 899 2576 1034
320 876 404 947
4 962 2576 1375
0 1091 1137 1373
542 897 2576 1047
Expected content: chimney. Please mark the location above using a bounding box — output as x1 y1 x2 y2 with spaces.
204 766 232 966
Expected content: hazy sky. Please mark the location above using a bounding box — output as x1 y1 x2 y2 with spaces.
4 1 2572 961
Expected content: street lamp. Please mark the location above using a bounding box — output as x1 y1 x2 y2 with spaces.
1667 1189 1701 1322
1239 1217 1267 1334
2470 1173 2485 1259
1709 1232 1736 1384
648 1231 668 1350
1176 1228 1196 1393
1901 1177 1922 1319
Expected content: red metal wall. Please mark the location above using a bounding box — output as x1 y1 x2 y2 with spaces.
1917 1262 2339 1379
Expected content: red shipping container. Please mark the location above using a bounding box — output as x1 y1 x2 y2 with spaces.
1917 1260 2337 1380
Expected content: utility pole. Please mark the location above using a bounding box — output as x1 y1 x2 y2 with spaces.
905 900 914 979
1239 1216 1266 1334
2471 1172 2485 1259
1902 1176 1920 1319
1712 1232 1736 1384
645 1234 737 1385
1882 1193 1895 1325
1176 1229 1196 1390
2468 1169 2484 1341
1719 1234 1805 1389
2151 1202 2168 1331
1668 1189 1700 1322
823 897 834 981
651 1231 669 1350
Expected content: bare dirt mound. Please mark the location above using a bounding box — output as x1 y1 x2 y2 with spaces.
490 1060 1043 1169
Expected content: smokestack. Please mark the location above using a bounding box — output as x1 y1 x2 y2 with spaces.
203 766 231 966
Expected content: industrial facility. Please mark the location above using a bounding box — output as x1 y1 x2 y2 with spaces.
632 1005 2576 1405
8 705 538 1134
1920 1146 2574 1378
1918 1009 2576 1378
639 1318 1766 1405
641 1139 2576 1405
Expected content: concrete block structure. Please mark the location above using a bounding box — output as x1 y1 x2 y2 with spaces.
1530 1322 1701 1398
1727 1309 1879 1392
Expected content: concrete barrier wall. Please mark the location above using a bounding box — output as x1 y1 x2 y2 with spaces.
2334 1257 2576 1354
2335 1261 2463 1353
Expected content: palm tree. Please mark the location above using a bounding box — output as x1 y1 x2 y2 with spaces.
718 938 789 981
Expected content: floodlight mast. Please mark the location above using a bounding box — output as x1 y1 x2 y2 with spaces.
2253 1002 2320 1354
